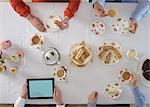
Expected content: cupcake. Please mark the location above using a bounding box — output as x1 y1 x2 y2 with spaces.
0 57 7 66
0 40 12 50
11 54 20 63
0 65 6 73
16 50 24 58
9 66 18 75
0 50 2 59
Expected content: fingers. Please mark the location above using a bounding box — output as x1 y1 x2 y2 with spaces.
36 23 46 32
129 20 138 33
94 8 107 17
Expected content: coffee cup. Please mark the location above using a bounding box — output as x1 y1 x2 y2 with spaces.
54 67 67 81
119 69 131 83
31 34 44 48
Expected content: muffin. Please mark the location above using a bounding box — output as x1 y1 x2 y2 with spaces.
9 66 18 75
0 65 6 73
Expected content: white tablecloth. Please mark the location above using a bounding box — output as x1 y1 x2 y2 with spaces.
0 2 150 104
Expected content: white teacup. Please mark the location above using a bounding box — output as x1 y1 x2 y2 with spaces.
127 49 139 60
54 67 67 81
31 34 44 49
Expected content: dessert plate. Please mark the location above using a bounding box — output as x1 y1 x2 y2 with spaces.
97 40 122 65
70 41 92 67
89 20 105 36
45 15 61 32
112 17 129 35
105 82 122 100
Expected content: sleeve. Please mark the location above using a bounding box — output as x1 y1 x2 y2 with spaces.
56 104 66 107
87 104 96 107
92 0 106 7
131 0 150 23
64 0 80 19
14 97 26 107
9 0 30 17
133 87 146 107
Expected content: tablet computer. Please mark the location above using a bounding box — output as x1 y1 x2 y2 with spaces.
27 78 54 99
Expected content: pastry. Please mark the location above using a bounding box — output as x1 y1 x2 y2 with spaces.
112 48 122 60
0 65 6 73
16 50 24 58
0 57 7 66
143 71 150 81
142 59 150 71
0 40 12 50
9 66 18 74
75 48 84 60
105 52 112 64
11 54 20 63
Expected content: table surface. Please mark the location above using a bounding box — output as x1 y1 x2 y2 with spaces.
0 2 150 104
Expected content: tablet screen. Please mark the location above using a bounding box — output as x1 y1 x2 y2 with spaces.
27 78 54 99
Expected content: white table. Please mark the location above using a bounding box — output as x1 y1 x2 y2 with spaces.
0 2 150 104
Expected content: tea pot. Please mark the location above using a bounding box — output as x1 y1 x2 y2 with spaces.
42 47 61 66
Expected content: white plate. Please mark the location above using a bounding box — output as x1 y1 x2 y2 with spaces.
70 42 92 67
1 45 26 74
89 20 105 36
45 15 61 32
137 55 150 87
112 17 129 35
105 82 122 100
97 40 122 65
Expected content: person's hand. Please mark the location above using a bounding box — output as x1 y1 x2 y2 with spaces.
88 91 98 104
26 14 46 32
21 82 28 99
93 1 107 17
130 73 139 88
53 86 62 105
55 16 69 30
129 18 138 33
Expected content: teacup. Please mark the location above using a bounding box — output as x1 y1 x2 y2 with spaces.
0 40 12 50
54 67 67 81
127 49 139 60
119 69 131 83
31 34 44 48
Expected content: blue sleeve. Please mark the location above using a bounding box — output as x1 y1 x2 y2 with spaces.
87 104 96 107
133 87 146 107
132 0 150 22
98 0 106 7
92 0 106 7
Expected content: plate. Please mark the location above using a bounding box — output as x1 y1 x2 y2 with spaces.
97 40 122 65
45 15 61 32
105 82 122 100
70 41 93 67
89 20 105 36
0 46 26 75
138 55 150 87
112 17 129 34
